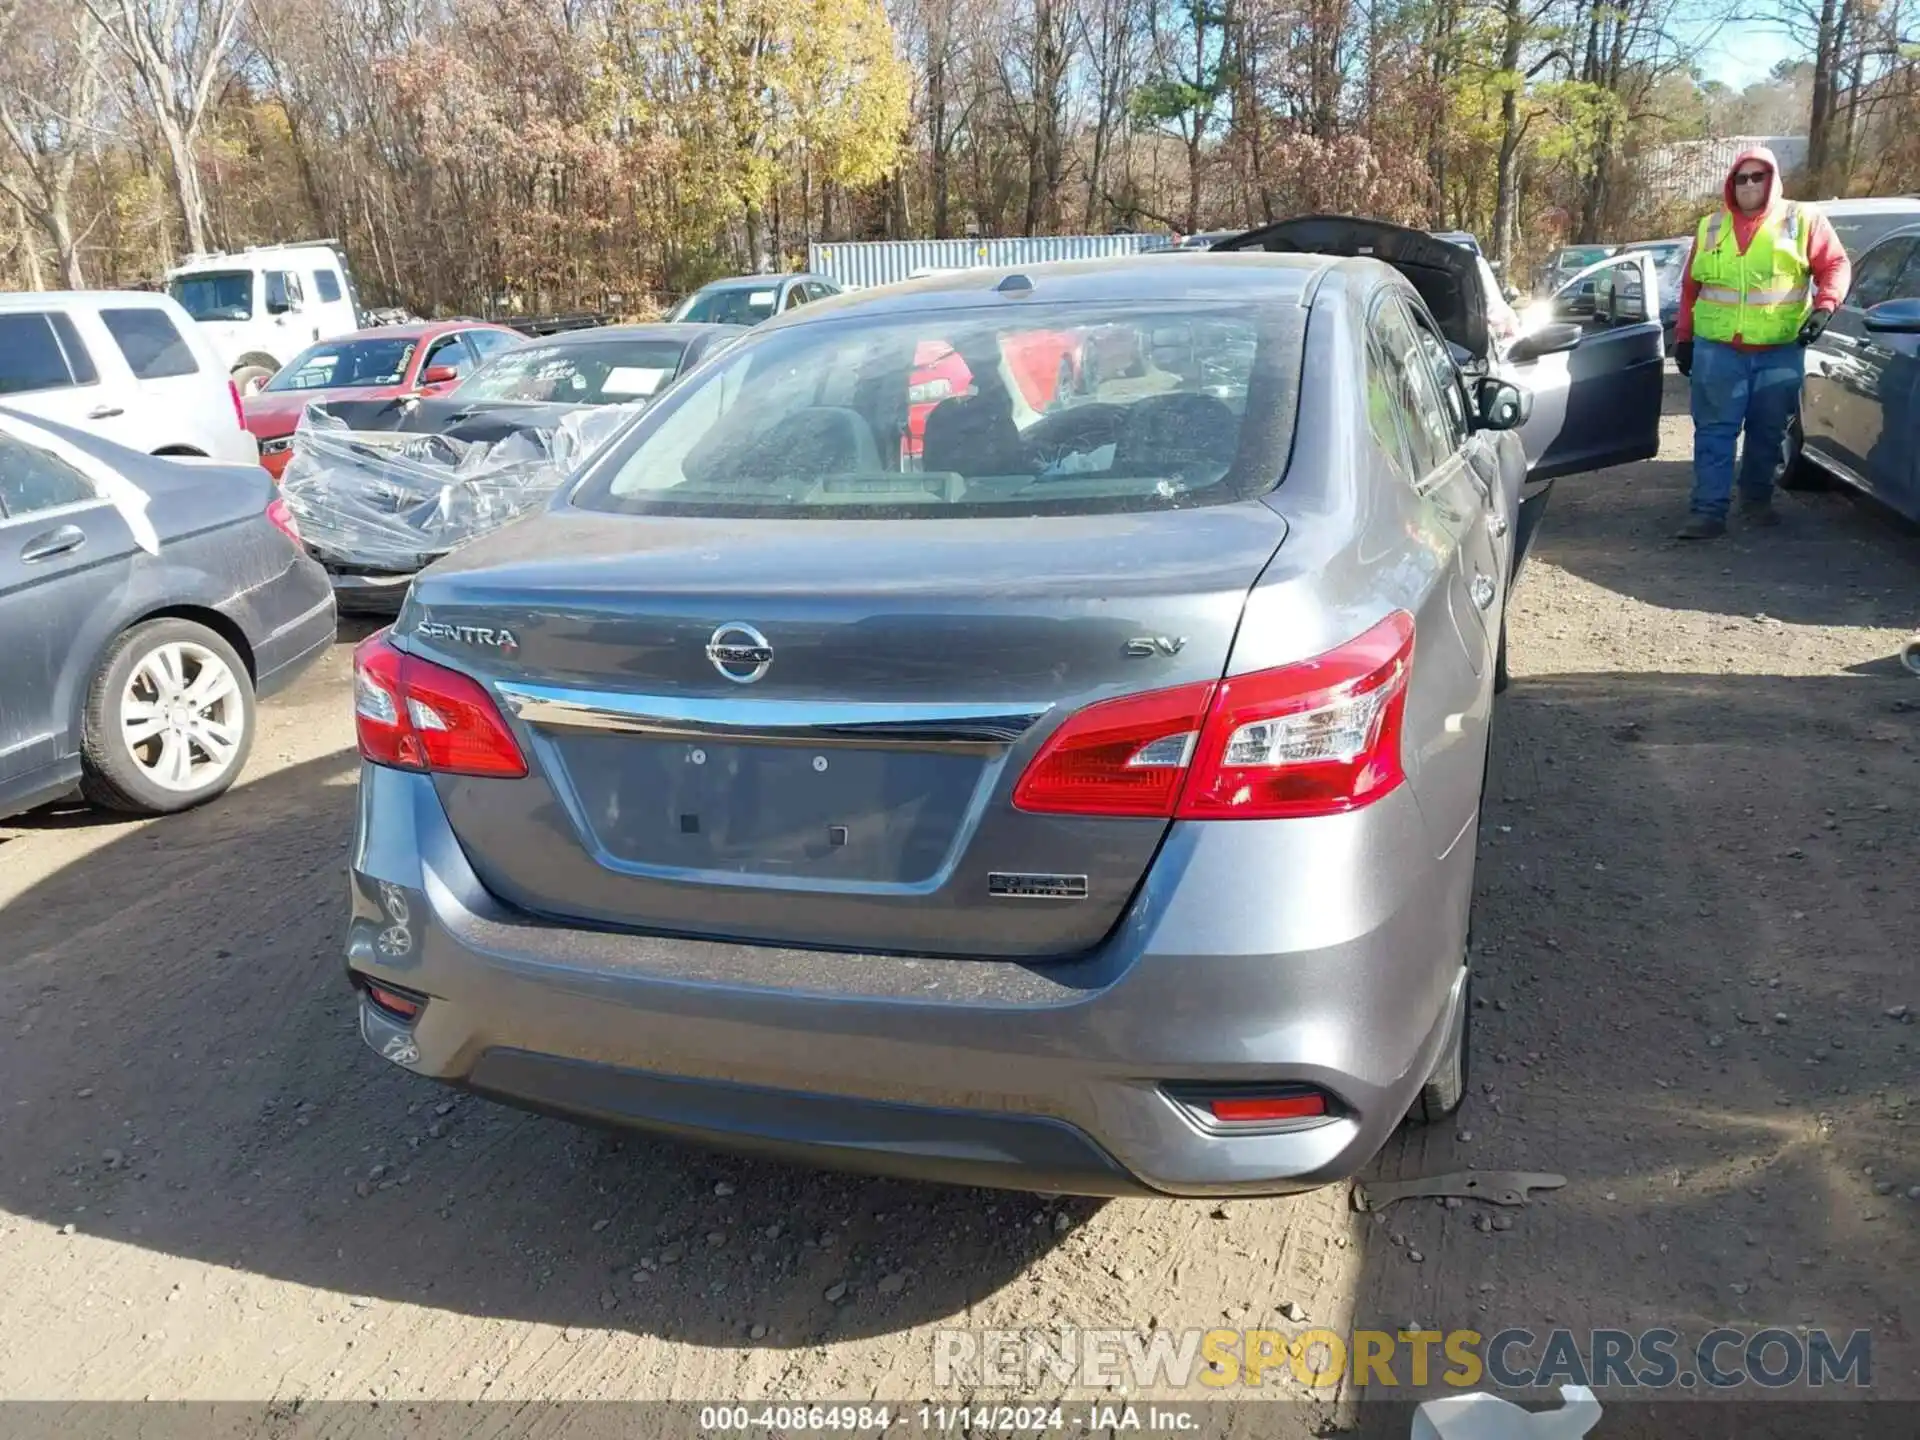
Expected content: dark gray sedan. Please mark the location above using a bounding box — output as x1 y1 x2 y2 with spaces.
1796 220 1920 522
0 410 336 820
343 234 1661 1197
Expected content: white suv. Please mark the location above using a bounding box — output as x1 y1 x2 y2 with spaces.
0 291 261 466
165 240 364 393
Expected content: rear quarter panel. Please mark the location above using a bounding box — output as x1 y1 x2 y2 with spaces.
1244 268 1493 861
48 450 328 753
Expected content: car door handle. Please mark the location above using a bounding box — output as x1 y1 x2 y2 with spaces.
20 525 86 563
1471 572 1498 610
1490 514 1509 539
87 405 125 420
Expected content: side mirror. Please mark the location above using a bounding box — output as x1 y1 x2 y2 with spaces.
1863 298 1920 335
1473 377 1531 431
1507 322 1583 364
421 365 461 386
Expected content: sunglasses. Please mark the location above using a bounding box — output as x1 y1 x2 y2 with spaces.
1733 170 1770 185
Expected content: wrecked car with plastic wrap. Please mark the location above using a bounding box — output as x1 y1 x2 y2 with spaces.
277 323 745 612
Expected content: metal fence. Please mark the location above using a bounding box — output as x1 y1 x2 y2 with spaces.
807 234 1174 290
1637 136 1809 202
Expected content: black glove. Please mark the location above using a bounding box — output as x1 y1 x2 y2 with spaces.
1674 340 1693 376
1798 308 1832 346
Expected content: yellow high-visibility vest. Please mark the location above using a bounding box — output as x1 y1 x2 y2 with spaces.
1690 203 1813 346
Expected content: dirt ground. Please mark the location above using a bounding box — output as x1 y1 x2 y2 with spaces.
2 376 1917 1433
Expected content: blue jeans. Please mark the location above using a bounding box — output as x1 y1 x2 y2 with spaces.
1688 339 1805 518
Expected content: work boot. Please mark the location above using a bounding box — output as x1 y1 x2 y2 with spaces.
1675 512 1727 540
1737 493 1781 527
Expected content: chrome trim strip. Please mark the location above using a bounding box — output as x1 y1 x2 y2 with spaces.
263 592 340 642
494 683 1051 753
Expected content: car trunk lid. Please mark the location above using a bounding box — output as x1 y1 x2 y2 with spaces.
401 504 1286 958
1212 216 1490 360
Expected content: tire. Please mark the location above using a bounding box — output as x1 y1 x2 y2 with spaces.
232 359 278 395
1406 970 1470 1126
1779 415 1829 492
79 618 256 816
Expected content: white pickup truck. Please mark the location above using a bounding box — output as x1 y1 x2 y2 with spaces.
165 240 368 394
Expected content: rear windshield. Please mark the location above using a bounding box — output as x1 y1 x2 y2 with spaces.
267 336 419 391
168 271 253 321
454 340 689 404
570 301 1302 519
674 286 780 326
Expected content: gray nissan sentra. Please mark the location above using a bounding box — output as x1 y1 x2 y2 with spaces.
344 222 1664 1197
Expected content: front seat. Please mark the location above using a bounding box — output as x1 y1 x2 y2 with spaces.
921 394 1033 478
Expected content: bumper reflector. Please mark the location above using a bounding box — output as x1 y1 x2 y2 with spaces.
364 982 424 1023
1206 1093 1328 1123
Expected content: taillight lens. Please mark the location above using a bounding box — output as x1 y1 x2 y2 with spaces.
1178 611 1414 820
353 630 527 778
1012 612 1415 822
266 496 300 543
1012 681 1214 817
229 379 246 426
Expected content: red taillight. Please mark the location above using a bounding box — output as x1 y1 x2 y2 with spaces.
353 630 528 778
1177 610 1415 820
1207 1093 1327 1123
1012 612 1415 822
1012 680 1214 817
266 496 300 543
229 379 245 427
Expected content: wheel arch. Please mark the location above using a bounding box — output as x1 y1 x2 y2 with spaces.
120 605 259 682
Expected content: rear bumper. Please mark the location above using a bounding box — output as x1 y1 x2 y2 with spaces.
317 564 418 615
346 765 1475 1198
252 556 338 699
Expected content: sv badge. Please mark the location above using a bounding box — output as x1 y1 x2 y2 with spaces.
1124 635 1188 658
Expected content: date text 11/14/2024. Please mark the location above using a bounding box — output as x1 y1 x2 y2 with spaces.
699 1405 1203 1433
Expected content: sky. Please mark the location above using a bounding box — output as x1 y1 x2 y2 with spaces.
1697 28 1799 91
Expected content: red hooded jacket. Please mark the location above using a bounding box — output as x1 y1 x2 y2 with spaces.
1674 145 1852 349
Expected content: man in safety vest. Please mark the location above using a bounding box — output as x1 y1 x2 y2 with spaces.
1671 146 1851 538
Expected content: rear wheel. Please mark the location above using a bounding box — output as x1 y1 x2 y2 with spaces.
1406 971 1470 1125
80 619 256 815
232 357 278 395
1779 415 1829 492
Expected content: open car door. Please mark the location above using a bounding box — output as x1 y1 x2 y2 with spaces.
1211 216 1490 361
1501 249 1665 480
1214 218 1665 482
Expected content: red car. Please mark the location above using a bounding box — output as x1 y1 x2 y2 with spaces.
904 330 1085 459
243 321 523 478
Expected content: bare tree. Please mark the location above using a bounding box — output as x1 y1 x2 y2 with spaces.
83 0 250 254
0 4 108 287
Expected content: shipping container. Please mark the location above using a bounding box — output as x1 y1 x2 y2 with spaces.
807 235 1175 290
